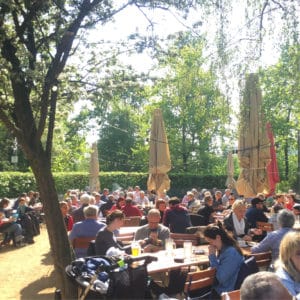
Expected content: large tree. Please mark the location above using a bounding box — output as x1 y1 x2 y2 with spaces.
152 33 229 173
0 1 199 298
260 43 300 190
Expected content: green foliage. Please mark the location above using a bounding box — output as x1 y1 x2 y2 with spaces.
152 32 230 173
0 171 229 198
259 43 300 183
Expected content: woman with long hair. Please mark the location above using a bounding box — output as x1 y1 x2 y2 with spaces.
204 221 244 299
275 230 300 296
95 209 129 256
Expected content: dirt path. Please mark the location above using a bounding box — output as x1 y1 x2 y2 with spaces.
0 227 56 300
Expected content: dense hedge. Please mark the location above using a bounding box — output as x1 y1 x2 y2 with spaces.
0 171 228 198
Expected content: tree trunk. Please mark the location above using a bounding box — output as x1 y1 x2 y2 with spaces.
30 156 77 299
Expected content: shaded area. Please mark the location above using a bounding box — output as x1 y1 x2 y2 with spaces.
0 227 57 300
20 269 56 300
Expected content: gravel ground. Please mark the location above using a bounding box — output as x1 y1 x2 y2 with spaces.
0 227 56 300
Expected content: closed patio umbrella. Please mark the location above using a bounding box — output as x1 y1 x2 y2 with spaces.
147 109 171 195
89 142 100 193
236 73 271 198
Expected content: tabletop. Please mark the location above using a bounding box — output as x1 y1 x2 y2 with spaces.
144 245 210 275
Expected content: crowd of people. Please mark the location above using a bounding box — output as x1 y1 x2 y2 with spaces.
1 186 300 299
0 192 41 247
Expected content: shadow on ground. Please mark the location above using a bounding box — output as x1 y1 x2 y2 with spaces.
41 249 54 266
20 268 57 300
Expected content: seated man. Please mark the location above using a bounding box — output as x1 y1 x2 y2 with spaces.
72 193 91 223
197 195 215 225
251 209 295 264
245 197 269 228
163 197 191 233
69 205 105 257
135 208 170 253
121 197 142 217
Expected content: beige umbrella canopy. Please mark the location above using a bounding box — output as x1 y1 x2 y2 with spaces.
89 142 100 193
147 109 171 195
225 152 236 189
236 73 271 198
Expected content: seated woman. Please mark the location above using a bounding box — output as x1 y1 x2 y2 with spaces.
108 197 125 213
59 201 74 231
155 198 166 222
223 200 261 243
204 222 244 299
275 230 300 296
0 198 23 246
95 210 130 256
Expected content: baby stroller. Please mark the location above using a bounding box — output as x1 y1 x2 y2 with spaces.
66 255 157 300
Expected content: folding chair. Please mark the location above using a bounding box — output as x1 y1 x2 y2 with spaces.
251 251 272 271
184 267 216 299
72 237 95 257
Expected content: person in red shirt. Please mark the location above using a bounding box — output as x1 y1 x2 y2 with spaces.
60 201 74 231
109 197 125 213
121 198 142 217
285 193 296 211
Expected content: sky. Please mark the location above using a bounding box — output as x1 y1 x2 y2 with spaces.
74 2 285 143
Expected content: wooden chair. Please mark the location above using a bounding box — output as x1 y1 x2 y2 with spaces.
221 289 240 300
184 268 216 299
251 251 272 270
170 233 199 247
256 221 274 232
123 216 141 227
72 236 95 250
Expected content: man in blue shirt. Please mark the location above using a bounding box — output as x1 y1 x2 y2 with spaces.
69 205 105 257
251 209 295 264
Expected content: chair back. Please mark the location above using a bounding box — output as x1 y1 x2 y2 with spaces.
221 290 240 300
251 251 272 270
170 233 199 247
189 214 206 226
184 268 216 293
256 221 273 232
123 216 141 227
72 236 95 250
234 256 259 289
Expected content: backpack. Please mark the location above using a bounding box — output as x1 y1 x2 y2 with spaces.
234 255 259 289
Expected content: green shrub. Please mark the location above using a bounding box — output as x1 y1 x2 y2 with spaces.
0 171 229 198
